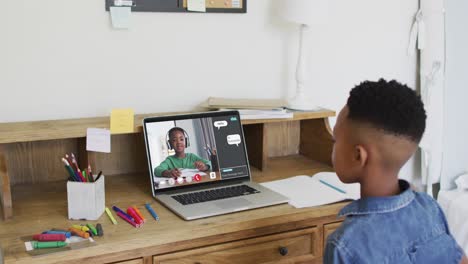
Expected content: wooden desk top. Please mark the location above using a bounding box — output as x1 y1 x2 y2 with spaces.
0 109 335 144
1 156 344 264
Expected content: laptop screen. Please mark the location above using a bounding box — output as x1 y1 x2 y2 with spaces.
143 111 251 195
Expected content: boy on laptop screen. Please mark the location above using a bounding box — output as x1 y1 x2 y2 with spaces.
143 111 288 220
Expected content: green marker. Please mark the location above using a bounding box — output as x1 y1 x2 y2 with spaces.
87 223 98 236
32 241 67 249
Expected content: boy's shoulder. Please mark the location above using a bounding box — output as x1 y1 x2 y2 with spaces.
325 185 461 263
329 189 444 243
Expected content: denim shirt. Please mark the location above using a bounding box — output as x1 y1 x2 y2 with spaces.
324 180 464 264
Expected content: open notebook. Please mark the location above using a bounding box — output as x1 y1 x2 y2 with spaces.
260 172 360 208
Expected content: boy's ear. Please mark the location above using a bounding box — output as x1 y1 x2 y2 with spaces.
354 145 368 167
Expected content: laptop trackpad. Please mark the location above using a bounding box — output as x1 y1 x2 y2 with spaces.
215 198 252 209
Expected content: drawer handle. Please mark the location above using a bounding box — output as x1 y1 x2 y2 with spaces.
278 246 288 256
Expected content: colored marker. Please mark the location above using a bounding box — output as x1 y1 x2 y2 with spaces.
105 207 118 224
127 207 143 225
132 206 146 223
87 223 98 236
82 170 87 182
72 224 89 232
145 203 159 221
32 241 67 249
51 228 69 232
319 179 347 194
96 223 104 236
68 227 90 239
42 231 71 238
32 234 66 241
112 206 134 221
116 211 139 228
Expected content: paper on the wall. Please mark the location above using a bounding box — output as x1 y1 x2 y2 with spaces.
110 108 134 134
187 0 206 12
86 128 111 153
110 6 131 29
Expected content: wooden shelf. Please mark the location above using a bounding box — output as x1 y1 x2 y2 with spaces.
0 109 335 144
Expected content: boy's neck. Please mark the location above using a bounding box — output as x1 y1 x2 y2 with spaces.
175 152 186 158
360 169 401 198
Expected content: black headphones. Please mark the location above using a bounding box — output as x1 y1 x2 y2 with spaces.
166 127 190 150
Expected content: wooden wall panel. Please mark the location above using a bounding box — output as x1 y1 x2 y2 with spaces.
266 121 300 158
87 133 148 177
7 139 77 185
300 118 334 166
243 124 267 170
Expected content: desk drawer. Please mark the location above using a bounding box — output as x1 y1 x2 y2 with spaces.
154 227 320 264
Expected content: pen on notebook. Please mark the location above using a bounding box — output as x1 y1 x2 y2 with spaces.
319 179 346 194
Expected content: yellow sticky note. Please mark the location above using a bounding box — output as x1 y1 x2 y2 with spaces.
110 108 134 134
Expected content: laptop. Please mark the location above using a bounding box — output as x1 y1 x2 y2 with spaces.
142 110 289 220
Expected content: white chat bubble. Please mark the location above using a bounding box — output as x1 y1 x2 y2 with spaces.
214 120 228 130
227 134 241 146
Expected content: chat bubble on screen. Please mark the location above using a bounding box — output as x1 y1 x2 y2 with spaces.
227 134 241 146
214 121 228 130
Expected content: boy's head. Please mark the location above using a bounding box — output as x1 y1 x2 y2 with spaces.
168 127 188 153
332 79 426 183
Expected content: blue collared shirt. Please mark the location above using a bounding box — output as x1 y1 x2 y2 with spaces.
324 180 464 264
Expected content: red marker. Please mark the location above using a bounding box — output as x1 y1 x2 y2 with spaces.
32 234 66 241
127 207 143 225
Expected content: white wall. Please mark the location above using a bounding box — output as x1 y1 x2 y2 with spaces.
442 0 468 189
2 0 418 124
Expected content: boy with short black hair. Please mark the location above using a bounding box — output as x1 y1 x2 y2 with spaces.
324 79 467 263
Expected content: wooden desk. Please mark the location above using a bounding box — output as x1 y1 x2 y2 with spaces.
0 109 342 263
1 158 345 264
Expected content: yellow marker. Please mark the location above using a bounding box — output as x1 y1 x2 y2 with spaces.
133 206 145 223
72 224 89 232
105 207 118 225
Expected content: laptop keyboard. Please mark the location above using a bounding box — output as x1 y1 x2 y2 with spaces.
172 185 261 205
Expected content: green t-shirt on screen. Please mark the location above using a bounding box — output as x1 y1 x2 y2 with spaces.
154 153 211 177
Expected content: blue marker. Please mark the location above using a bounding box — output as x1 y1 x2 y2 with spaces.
112 205 135 221
145 203 159 221
319 179 346 194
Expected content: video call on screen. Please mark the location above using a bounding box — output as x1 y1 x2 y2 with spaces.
148 114 250 190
